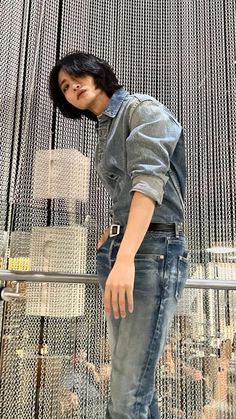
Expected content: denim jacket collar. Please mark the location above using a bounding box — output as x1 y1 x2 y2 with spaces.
103 88 129 118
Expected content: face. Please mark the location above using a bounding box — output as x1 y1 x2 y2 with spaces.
58 69 106 114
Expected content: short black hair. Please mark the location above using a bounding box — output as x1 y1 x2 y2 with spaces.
49 52 122 121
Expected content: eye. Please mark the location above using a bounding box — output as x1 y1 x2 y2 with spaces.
62 84 69 93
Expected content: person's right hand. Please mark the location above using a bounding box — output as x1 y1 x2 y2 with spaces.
104 257 135 318
97 228 109 250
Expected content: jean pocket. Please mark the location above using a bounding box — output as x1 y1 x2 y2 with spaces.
175 253 189 301
134 253 165 264
134 254 165 294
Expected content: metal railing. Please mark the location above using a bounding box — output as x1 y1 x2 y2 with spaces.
0 270 236 301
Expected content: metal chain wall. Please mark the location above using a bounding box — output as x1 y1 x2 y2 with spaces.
0 0 236 418
0 0 235 274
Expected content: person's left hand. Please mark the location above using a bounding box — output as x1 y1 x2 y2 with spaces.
104 259 135 319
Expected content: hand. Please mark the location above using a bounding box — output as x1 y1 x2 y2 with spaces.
97 228 109 250
190 368 203 381
187 367 203 381
104 259 134 319
86 362 100 383
68 392 79 406
86 362 96 372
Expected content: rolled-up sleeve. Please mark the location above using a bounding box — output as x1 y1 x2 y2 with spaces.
126 100 182 205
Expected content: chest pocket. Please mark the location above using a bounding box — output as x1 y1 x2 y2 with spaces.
99 165 122 199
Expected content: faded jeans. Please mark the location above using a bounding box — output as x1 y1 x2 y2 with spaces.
96 230 188 419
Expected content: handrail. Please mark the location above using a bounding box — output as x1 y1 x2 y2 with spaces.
0 270 236 289
0 270 97 284
185 279 236 290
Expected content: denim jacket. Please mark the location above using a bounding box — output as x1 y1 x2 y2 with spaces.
95 89 186 226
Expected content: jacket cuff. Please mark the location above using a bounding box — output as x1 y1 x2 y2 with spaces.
130 174 168 206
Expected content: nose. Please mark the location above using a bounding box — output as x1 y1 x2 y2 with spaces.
72 83 80 91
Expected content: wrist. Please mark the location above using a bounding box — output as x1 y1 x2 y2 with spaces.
116 250 135 263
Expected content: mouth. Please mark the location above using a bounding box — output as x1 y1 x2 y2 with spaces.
77 89 86 100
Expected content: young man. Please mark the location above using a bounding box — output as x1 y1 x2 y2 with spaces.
49 52 188 419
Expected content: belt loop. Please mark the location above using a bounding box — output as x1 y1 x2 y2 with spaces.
175 223 179 238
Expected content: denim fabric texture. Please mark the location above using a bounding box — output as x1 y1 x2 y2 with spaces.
95 89 186 226
95 89 188 418
97 231 188 418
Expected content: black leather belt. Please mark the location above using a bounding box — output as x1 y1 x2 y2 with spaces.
109 223 184 237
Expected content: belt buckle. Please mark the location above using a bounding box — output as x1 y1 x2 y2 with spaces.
110 224 121 237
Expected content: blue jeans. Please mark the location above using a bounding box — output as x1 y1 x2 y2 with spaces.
96 230 188 419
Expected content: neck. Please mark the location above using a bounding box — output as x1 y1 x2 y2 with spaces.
89 91 110 116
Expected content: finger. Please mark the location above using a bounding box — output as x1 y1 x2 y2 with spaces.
126 287 134 313
118 289 126 318
111 289 120 319
104 285 111 316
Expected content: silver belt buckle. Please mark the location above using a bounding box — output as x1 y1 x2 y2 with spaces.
110 224 121 237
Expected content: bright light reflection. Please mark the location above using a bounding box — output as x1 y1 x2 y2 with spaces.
206 247 236 254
